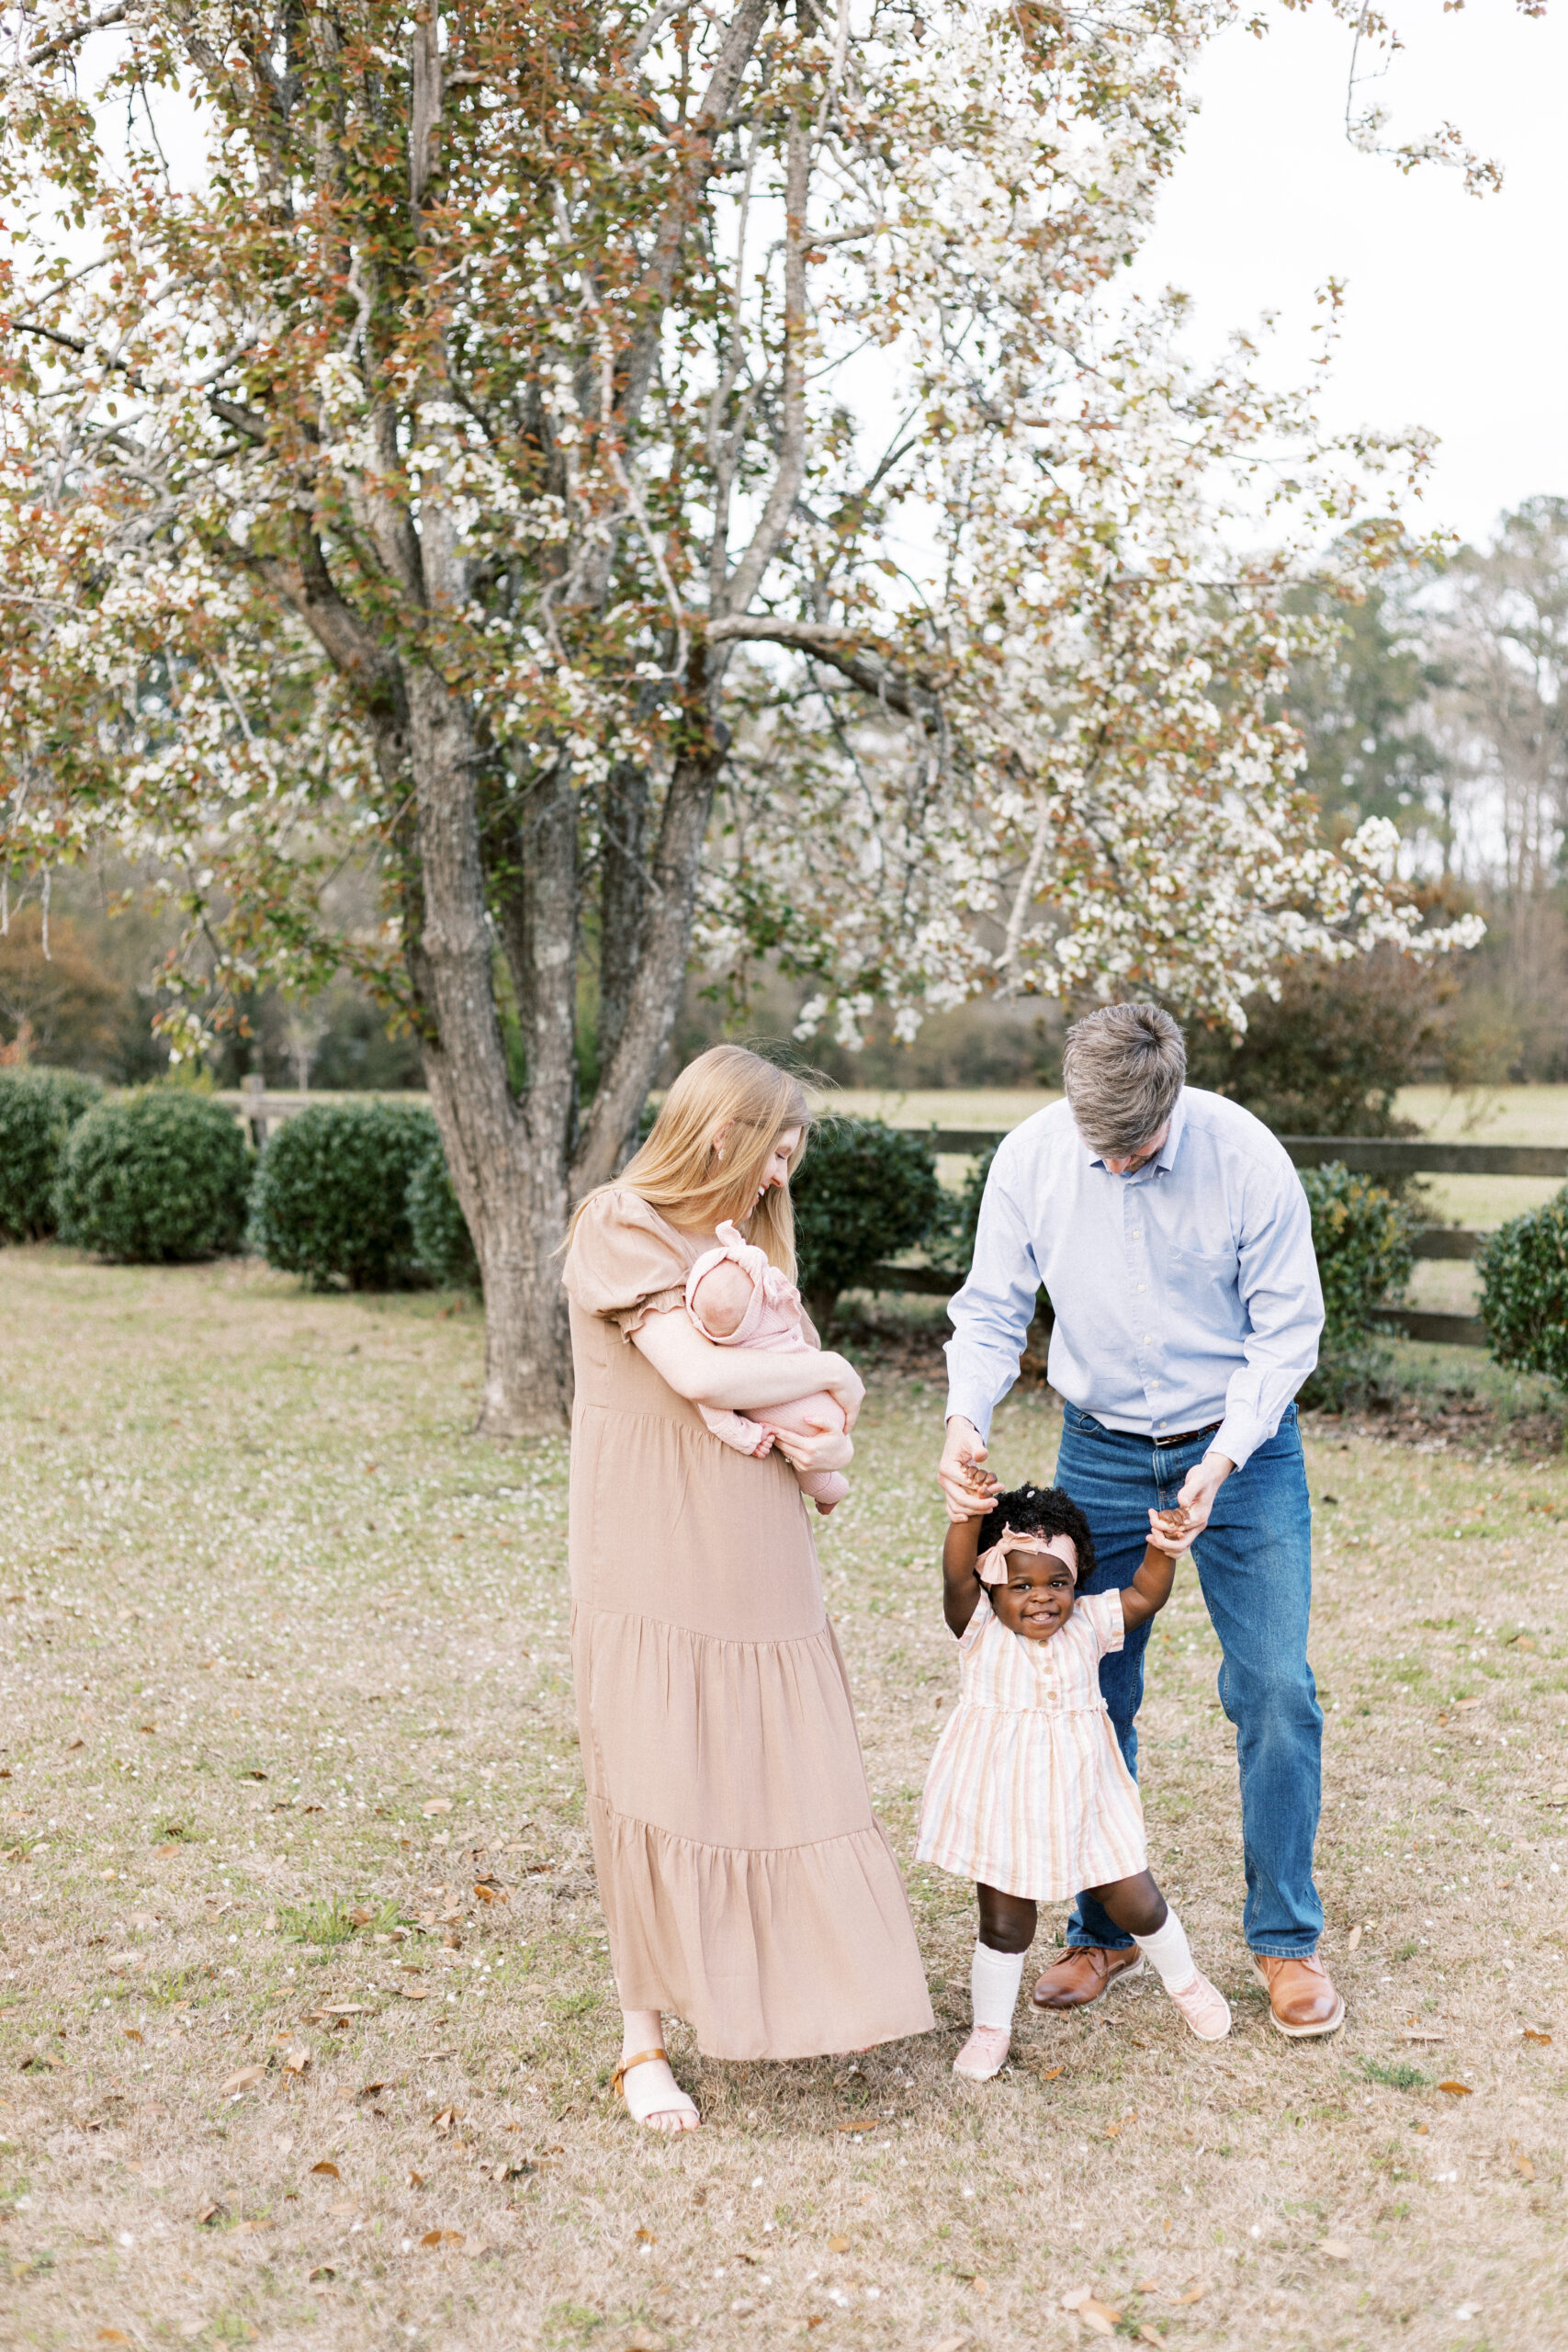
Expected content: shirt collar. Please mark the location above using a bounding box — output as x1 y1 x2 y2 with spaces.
1085 1088 1188 1178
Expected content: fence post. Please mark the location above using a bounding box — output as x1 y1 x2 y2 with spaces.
241 1072 268 1149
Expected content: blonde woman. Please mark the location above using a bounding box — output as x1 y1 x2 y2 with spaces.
562 1045 934 2131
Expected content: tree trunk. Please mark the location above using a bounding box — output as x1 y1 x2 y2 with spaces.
406 664 574 1434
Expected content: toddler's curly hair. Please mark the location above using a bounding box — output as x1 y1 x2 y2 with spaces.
976 1482 1096 1585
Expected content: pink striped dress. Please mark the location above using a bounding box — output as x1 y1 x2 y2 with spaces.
916 1589 1146 1900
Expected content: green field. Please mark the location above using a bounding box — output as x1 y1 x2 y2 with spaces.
3 1252 1566 2349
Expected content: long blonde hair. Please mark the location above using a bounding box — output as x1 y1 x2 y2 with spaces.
575 1044 811 1273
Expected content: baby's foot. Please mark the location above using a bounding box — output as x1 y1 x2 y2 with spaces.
953 2024 1011 2082
615 2049 700 2132
1168 1970 1231 2041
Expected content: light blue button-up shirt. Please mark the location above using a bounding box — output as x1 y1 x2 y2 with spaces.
944 1088 1324 1470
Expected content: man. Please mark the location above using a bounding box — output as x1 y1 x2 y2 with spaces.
939 1002 1342 2038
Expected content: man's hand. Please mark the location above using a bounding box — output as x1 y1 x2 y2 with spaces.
1145 1505 1190 1559
1170 1448 1235 1540
939 1416 1000 1524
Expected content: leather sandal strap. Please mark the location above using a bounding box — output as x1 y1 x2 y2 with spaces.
612 2046 668 2097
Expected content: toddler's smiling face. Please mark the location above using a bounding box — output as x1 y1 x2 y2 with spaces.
988 1534 1078 1643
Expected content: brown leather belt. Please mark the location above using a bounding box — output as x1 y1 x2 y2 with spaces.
1148 1420 1222 1449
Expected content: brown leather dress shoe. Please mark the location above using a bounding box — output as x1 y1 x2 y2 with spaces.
1031 1946 1145 2009
1250 1951 1346 2038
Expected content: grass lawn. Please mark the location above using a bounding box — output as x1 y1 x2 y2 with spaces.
2 1254 1566 2352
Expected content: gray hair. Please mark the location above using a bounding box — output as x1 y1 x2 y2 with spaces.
1062 1003 1187 1155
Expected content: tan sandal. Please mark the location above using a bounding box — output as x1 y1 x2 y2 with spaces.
612 2046 699 2130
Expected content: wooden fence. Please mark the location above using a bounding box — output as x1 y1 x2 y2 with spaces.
862 1129 1568 1351
221 1089 1559 1351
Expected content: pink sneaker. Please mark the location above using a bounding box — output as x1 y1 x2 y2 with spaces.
953 2025 1011 2081
1168 1970 1231 2041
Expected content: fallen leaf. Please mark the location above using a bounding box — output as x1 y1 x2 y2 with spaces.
1104 2122 1122 2139
635 2226 657 2245
308 2265 336 2282
807 2321 825 2333
197 2201 226 2226
423 1800 453 1816
122 2029 143 2044
240 1769 267 1782
1134 2279 1161 2293
1033 2064 1065 2082
347 1906 376 1927
97 2330 130 2344
1402 2030 1446 2044
328 2200 356 2217
829 2234 851 2253
1319 2239 1351 2260
1517 2153 1536 2181
1136 2331 1168 2350
310 2161 341 2179
420 2228 464 2248
967 2277 990 2301
1173 2283 1207 2304
220 2065 266 2095
66 1737 85 1752
1523 2030 1552 2046
356 2081 386 2099
929 2337 971 2352
320 2004 366 2018
836 2120 875 2135
1438 2081 1473 2098
473 1881 505 1904
1348 1926 1362 1954
284 2045 310 2075
432 2107 459 2136
401 1985 430 2000
1062 2290 1090 2310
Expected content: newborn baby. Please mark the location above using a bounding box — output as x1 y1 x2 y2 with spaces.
684 1221 850 1512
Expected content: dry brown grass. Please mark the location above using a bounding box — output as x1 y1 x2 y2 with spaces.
2 1250 1565 2352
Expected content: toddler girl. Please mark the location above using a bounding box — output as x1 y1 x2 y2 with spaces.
684 1221 849 1511
917 1471 1229 2079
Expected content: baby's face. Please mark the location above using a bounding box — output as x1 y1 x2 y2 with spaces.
988 1534 1078 1643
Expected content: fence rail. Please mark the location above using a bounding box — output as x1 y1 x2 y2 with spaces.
860 1125 1568 1351
220 1089 1551 1353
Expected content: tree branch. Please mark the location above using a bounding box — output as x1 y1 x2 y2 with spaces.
18 0 130 73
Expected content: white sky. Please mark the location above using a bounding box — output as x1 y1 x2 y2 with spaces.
1131 0 1567 549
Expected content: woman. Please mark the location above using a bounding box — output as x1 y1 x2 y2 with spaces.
562 1046 934 2131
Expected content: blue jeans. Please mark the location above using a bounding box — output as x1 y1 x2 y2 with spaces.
1054 1402 1323 1958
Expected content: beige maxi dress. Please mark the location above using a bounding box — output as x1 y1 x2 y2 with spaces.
562 1189 934 2061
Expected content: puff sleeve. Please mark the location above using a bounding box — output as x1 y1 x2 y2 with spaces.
562 1190 691 1340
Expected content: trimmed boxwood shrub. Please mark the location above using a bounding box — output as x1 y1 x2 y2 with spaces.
1299 1160 1416 1348
250 1100 439 1289
407 1141 479 1291
791 1116 943 1333
0 1068 104 1241
1477 1190 1568 1388
55 1089 251 1262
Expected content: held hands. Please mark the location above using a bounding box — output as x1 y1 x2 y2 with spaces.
1150 1448 1235 1550
938 1417 1001 1524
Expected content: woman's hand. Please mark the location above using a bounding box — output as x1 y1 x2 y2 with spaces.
816 1351 865 1432
771 1419 854 1476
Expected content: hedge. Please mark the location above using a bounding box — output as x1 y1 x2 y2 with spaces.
407 1141 480 1291
0 1068 104 1241
249 1099 440 1289
791 1116 943 1332
1477 1190 1568 1388
1299 1160 1416 1350
55 1089 251 1262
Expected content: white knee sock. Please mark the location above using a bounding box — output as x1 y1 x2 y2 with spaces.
971 1940 1027 2030
1133 1909 1197 1994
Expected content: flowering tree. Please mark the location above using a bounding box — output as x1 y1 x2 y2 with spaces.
0 0 1482 1427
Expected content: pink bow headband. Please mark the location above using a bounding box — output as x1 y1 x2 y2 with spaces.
976 1527 1077 1588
